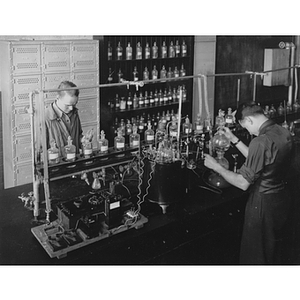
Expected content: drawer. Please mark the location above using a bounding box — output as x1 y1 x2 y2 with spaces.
71 71 99 98
12 105 31 134
11 43 42 74
14 162 33 186
77 98 98 124
72 41 99 71
13 134 32 164
42 73 71 101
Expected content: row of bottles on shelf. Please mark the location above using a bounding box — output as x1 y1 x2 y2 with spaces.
108 64 186 83
108 40 188 61
263 101 300 118
108 85 187 111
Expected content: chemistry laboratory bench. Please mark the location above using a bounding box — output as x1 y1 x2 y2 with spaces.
1 147 300 266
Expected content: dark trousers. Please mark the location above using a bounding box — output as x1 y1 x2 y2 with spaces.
239 186 291 265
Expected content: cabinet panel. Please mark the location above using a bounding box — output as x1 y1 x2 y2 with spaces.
43 42 71 73
77 98 98 124
12 74 42 104
13 134 32 164
43 72 71 101
12 105 31 135
72 41 99 71
72 71 99 98
11 43 42 74
14 162 32 186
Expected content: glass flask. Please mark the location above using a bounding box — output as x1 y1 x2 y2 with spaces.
64 136 76 162
98 130 109 154
130 125 140 147
48 140 60 164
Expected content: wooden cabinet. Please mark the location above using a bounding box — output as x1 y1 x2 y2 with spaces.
94 35 194 144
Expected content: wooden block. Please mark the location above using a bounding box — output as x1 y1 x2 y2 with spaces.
263 49 290 86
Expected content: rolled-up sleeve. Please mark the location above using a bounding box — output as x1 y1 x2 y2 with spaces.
238 137 266 184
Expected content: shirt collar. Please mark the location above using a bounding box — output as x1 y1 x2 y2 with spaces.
259 119 275 135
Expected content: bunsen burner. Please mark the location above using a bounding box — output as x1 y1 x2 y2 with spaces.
143 159 185 214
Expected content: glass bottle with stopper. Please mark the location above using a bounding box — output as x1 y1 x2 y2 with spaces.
98 130 109 154
130 124 140 148
48 140 60 164
64 136 76 162
81 128 94 158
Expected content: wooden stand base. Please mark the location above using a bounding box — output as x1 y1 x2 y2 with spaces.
31 214 148 259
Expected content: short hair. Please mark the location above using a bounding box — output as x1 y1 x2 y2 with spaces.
57 81 79 98
235 102 265 122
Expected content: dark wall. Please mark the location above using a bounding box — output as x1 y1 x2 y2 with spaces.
215 36 295 112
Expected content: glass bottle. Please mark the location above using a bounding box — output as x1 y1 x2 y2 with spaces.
160 65 167 79
174 66 180 78
277 102 285 116
182 115 192 134
154 89 159 105
161 41 167 58
180 64 186 77
115 94 120 111
108 67 113 83
167 67 173 78
152 41 158 58
182 85 187 101
145 42 150 59
116 41 123 60
48 140 60 164
138 92 144 108
152 65 158 80
136 42 142 59
114 129 125 151
107 42 112 61
168 88 173 103
169 41 175 58
64 136 76 162
126 42 132 60
158 89 164 105
130 125 140 147
181 40 187 57
269 104 276 118
143 67 149 80
82 134 93 158
149 91 155 106
98 130 109 154
163 89 168 104
225 107 234 125
175 40 180 57
127 92 133 110
172 87 177 102
125 119 133 136
215 109 225 127
286 102 292 114
133 93 138 109
133 66 139 81
169 116 178 138
117 68 123 83
264 105 270 118
194 113 203 134
120 97 126 110
144 123 155 145
119 118 126 136
144 91 150 107
138 116 145 135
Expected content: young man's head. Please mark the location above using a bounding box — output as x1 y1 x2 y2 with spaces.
236 102 268 136
56 81 79 114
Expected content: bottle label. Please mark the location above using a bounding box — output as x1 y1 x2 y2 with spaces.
196 125 203 130
133 140 140 146
120 102 126 110
139 125 144 130
100 145 108 152
226 118 233 123
146 135 154 141
152 75 158 80
84 148 93 155
116 142 124 149
145 50 150 58
67 153 76 160
49 153 58 160
170 131 177 137
185 128 191 134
